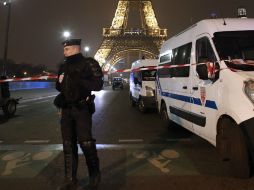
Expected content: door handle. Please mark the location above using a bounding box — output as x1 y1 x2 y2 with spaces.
182 86 187 89
192 86 198 90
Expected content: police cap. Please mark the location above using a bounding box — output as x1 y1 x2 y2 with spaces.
62 39 81 47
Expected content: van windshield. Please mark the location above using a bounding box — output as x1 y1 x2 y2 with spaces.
142 70 156 81
213 31 254 71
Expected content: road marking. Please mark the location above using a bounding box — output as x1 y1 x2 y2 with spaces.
17 105 29 108
166 138 191 142
118 139 143 143
34 100 50 104
0 143 175 151
20 95 56 103
0 150 58 177
24 140 50 144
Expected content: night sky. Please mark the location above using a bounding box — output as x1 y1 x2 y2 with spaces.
0 0 254 70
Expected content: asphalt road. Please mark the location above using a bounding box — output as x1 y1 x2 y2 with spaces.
0 86 253 190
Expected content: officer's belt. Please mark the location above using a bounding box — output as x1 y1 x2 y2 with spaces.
65 98 88 108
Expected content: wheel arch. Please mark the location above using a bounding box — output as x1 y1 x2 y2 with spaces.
217 114 237 133
216 114 252 178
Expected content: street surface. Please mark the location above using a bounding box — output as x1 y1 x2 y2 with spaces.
0 86 253 190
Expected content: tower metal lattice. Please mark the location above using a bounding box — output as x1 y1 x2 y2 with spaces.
94 0 167 71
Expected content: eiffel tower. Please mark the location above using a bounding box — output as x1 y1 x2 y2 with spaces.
94 0 167 71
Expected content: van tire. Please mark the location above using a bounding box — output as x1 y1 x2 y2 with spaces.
217 118 251 178
130 95 135 107
3 100 17 117
138 98 146 113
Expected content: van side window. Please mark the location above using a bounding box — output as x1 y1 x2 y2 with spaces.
158 43 191 78
172 42 192 77
158 52 174 78
160 54 171 63
157 62 174 78
196 37 216 63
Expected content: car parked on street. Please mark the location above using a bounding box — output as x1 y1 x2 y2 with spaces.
112 77 124 90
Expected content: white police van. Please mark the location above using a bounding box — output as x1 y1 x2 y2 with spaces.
156 18 254 178
130 59 158 112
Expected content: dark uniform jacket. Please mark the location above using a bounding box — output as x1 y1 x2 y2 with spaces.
56 53 103 104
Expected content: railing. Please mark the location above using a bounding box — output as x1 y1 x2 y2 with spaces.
9 81 55 91
103 28 167 38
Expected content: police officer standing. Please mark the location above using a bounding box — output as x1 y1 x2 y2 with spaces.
55 38 103 190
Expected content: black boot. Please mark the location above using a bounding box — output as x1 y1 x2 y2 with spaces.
58 179 78 190
80 140 101 190
59 141 79 190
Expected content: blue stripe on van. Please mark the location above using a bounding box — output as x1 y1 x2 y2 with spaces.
192 97 202 106
162 92 192 103
205 100 218 110
161 92 218 110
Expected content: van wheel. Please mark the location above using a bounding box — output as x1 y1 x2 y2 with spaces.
138 98 146 113
3 100 17 117
160 102 170 126
217 118 250 178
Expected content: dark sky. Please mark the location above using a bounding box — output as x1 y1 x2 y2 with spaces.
0 0 254 70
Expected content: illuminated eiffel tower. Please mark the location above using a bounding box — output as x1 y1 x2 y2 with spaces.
94 0 167 71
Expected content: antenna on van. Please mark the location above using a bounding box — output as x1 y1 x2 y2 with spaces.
219 9 227 25
222 18 227 25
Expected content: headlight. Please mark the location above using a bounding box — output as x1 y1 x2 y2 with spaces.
145 86 154 97
244 80 254 104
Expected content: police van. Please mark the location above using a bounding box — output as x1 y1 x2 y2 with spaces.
156 18 254 178
130 59 158 112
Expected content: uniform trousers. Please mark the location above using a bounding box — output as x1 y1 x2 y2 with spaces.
60 105 100 184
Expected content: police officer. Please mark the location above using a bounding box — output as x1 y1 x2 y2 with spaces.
55 38 103 190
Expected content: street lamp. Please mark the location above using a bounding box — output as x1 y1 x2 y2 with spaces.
63 30 71 39
84 46 90 57
1 0 11 76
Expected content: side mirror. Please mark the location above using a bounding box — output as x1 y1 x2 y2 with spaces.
196 62 218 81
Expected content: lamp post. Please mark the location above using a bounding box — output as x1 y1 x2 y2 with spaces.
62 30 71 39
2 0 11 76
84 46 90 57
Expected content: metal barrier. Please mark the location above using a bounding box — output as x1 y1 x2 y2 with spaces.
9 82 55 91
